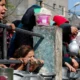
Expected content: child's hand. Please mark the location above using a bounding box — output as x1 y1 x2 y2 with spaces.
6 23 15 32
71 26 78 36
0 64 7 68
29 58 44 72
37 59 44 66
9 58 17 68
22 57 31 65
72 58 79 69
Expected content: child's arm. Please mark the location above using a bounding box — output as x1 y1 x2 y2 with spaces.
0 64 7 68
64 62 76 72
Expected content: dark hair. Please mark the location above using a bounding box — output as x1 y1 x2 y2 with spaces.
13 45 33 58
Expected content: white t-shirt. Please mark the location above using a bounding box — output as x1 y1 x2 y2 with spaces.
13 70 28 80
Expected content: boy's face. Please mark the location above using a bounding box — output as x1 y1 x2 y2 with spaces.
0 0 7 20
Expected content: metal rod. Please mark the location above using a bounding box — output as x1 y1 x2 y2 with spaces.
26 60 30 73
3 28 7 59
0 59 22 64
15 28 44 38
0 23 44 38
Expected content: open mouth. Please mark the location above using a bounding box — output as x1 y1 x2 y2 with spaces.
1 12 5 16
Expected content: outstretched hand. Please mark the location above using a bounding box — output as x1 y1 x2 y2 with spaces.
65 62 76 72
6 23 16 32
28 58 44 72
0 64 7 68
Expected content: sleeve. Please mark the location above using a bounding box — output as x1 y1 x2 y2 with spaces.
60 23 72 43
60 23 72 35
63 57 72 66
21 5 41 31
12 20 21 27
21 5 41 26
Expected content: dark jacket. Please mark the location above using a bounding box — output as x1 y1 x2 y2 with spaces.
60 23 72 44
8 5 41 57
60 23 72 66
14 5 41 49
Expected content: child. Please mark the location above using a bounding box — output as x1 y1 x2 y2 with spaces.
0 0 16 59
0 45 44 73
9 45 44 73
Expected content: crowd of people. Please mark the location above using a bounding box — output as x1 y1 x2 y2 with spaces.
0 0 80 79
0 0 44 74
53 15 80 72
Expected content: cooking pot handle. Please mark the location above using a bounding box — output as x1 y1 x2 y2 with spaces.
40 73 56 77
14 73 24 77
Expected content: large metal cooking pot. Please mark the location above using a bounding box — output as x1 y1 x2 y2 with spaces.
14 70 44 80
62 67 69 80
14 70 55 80
40 72 56 80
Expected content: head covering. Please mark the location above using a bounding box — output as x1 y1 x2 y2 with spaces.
21 5 41 30
53 15 69 26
